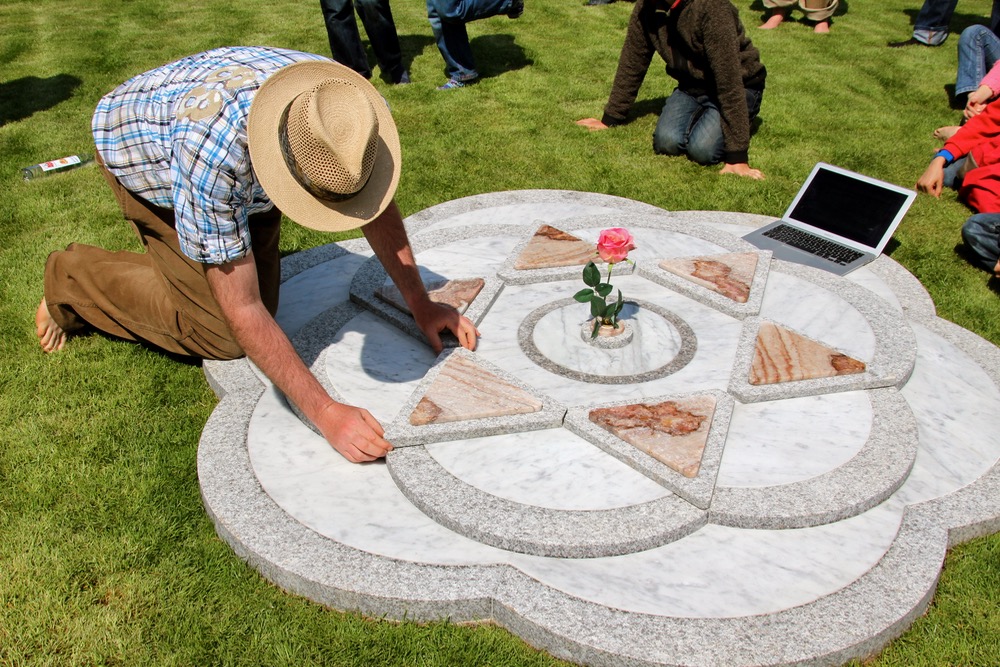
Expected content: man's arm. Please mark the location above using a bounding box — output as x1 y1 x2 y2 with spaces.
362 200 479 352
600 0 658 127
206 254 392 462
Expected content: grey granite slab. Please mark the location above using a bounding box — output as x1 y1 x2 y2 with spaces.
711 387 920 528
386 445 706 558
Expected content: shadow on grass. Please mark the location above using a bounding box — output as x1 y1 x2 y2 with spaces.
472 33 532 80
379 33 438 84
0 74 82 126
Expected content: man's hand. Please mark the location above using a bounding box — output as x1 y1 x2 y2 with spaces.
916 157 946 198
993 257 1000 279
576 118 609 131
412 300 480 353
314 401 392 463
720 162 765 180
207 254 392 463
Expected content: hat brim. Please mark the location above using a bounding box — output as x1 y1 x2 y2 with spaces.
247 60 401 233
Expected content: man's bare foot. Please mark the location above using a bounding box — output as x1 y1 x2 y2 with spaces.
933 125 960 142
814 21 830 33
760 12 786 29
36 298 67 353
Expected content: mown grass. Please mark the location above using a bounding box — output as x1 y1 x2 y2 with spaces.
1 0 998 665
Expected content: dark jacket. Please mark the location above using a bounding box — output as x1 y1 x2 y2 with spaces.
601 0 766 164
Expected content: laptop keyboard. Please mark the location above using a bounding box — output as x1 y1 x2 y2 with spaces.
762 224 864 266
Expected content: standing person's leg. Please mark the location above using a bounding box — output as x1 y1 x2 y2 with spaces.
428 0 478 87
960 213 1000 272
320 0 373 78
760 0 795 29
956 24 1000 95
912 0 960 46
354 0 409 83
652 89 705 158
800 0 837 32
433 0 516 22
41 159 281 360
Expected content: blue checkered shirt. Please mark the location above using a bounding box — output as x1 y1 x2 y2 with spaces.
92 46 329 264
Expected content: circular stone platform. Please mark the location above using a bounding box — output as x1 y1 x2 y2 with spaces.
199 190 1000 667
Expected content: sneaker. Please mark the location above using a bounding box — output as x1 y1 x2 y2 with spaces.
394 70 411 85
437 78 467 90
887 37 934 48
507 0 524 19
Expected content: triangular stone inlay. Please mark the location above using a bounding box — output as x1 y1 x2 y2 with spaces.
658 252 758 303
750 321 866 385
588 396 717 478
410 353 544 425
376 277 485 315
514 224 598 270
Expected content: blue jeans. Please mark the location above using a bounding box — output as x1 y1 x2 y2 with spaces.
913 0 1000 46
912 0 959 45
427 0 513 80
956 24 1000 94
961 214 1000 271
652 87 763 165
321 0 405 82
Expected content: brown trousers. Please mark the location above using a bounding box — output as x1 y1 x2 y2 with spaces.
43 157 282 360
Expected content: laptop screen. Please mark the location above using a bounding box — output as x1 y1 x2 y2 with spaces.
787 166 912 249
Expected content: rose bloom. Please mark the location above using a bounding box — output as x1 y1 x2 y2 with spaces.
596 228 636 264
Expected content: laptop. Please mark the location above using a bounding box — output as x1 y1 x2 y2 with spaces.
742 162 916 276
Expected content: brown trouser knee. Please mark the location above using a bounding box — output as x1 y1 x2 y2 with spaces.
44 156 281 360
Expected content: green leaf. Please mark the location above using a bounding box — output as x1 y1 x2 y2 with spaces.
590 295 606 318
573 288 593 303
596 283 613 298
614 290 624 314
582 261 600 287
591 319 601 338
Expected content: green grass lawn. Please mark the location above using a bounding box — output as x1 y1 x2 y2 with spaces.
1 0 998 664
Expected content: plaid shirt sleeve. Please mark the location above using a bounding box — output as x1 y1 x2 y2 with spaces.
170 95 255 265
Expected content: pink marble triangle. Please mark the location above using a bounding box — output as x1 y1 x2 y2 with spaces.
658 252 758 303
588 396 717 478
409 353 543 426
514 225 598 270
750 321 866 385
376 277 485 315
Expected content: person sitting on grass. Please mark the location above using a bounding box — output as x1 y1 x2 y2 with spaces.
934 20 1000 142
917 100 1000 279
35 46 480 463
576 0 767 180
759 0 837 34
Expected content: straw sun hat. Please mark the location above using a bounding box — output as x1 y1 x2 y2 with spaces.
247 59 400 232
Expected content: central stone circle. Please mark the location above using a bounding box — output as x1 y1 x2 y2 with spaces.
519 298 697 382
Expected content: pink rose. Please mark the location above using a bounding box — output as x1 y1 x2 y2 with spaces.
596 228 636 264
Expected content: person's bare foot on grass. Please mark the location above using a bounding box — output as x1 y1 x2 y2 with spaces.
814 21 830 34
36 298 67 353
933 126 960 142
759 12 786 29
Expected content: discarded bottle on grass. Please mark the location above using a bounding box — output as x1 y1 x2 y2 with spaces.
21 154 95 181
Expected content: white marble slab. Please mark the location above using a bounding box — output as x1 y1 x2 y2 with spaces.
717 391 874 487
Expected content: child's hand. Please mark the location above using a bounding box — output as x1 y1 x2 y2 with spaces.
965 84 994 119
